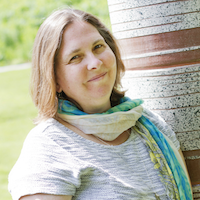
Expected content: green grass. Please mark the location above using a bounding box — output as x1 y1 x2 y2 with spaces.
0 68 37 199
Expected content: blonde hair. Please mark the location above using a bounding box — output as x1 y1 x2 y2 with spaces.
30 8 125 123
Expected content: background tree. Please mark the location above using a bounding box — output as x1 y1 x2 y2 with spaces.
0 0 110 66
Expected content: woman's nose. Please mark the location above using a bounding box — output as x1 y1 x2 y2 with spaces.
87 54 103 70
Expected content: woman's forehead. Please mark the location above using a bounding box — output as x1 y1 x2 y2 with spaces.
60 21 103 50
63 20 100 40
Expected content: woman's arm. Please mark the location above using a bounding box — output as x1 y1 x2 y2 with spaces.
20 194 72 200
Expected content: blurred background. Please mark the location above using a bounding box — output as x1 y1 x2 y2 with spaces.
0 0 110 199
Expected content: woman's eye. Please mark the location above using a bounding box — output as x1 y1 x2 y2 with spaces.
94 44 106 53
70 55 79 61
69 55 82 63
68 55 82 64
94 44 103 50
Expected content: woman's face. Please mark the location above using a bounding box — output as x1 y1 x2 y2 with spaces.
56 20 117 114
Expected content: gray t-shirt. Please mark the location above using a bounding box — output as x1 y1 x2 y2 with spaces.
8 108 180 200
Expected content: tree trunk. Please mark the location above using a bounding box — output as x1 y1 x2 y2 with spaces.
107 0 200 197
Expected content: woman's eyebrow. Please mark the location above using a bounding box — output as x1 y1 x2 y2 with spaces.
63 48 81 60
69 48 81 56
93 39 104 45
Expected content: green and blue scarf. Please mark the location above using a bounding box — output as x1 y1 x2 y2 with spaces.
58 97 192 200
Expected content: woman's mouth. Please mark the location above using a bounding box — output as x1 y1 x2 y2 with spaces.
88 72 107 82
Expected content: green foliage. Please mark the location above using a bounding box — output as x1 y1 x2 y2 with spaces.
0 0 110 66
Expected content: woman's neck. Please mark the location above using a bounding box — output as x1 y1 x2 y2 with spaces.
81 101 111 114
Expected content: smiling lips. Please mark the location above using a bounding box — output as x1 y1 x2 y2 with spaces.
88 72 107 82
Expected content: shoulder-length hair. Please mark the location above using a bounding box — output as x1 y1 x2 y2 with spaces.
31 8 125 123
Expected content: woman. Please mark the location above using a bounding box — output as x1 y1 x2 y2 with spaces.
8 8 193 200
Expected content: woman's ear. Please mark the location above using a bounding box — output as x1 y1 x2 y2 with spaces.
56 82 62 93
55 72 63 93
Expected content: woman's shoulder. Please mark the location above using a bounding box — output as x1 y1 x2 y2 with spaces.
29 118 66 135
142 107 170 129
26 118 72 143
142 107 180 149
19 118 78 163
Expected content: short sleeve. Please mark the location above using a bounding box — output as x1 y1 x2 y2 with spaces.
142 107 180 150
8 122 82 200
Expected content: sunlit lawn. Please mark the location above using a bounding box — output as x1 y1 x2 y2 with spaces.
0 68 37 199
